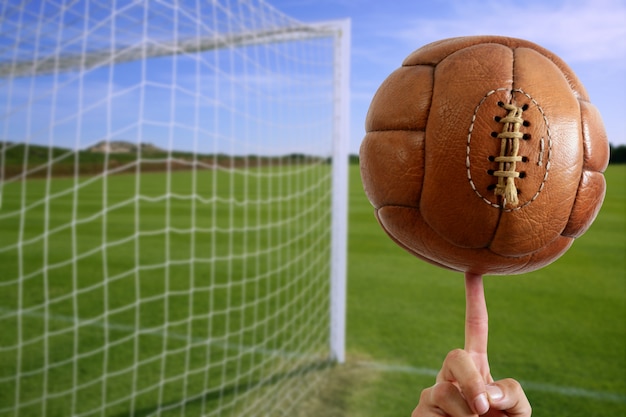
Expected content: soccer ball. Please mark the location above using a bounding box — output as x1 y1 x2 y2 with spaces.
360 36 609 275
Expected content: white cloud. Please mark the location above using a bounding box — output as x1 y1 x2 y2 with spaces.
390 0 626 66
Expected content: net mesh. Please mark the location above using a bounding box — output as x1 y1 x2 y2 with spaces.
0 1 343 415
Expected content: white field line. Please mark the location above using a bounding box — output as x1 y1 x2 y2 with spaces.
3 307 625 404
358 362 626 404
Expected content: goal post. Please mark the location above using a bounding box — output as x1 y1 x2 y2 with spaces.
0 1 350 416
329 18 350 365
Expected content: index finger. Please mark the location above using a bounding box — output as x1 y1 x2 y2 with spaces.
464 272 489 357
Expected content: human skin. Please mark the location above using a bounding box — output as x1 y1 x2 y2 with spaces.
411 273 532 417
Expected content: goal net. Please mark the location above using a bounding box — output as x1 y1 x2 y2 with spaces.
0 1 350 416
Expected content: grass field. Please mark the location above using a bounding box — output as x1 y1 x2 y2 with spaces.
0 162 335 416
0 162 624 416
344 163 625 417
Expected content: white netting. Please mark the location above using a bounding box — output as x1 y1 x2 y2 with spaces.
0 1 349 416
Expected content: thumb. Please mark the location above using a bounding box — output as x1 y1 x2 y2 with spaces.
486 379 532 417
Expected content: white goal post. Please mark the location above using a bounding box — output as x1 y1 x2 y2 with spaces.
0 1 350 416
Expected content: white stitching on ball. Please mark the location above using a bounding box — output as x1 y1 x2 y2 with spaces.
466 88 552 212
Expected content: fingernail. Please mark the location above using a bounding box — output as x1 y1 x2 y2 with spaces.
487 384 504 401
474 393 489 415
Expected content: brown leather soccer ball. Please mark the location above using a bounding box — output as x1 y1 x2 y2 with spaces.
360 36 609 275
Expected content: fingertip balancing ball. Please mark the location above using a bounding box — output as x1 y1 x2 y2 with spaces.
360 36 610 275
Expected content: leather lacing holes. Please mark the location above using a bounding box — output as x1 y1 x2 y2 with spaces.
486 169 527 177
486 163 528 191
489 184 523 194
497 101 528 110
486 157 528 165
486 103 532 195
467 88 550 210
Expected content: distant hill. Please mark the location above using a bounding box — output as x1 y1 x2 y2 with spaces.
87 140 165 154
0 141 331 180
0 140 179 165
0 141 143 178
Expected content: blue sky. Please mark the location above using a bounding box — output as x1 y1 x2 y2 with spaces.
271 0 626 154
2 0 623 156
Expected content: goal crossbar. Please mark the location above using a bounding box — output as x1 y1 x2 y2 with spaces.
0 22 344 78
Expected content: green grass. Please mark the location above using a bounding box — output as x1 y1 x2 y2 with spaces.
345 164 626 417
0 164 335 416
0 163 624 416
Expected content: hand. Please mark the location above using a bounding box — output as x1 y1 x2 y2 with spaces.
411 273 532 417
412 349 531 416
